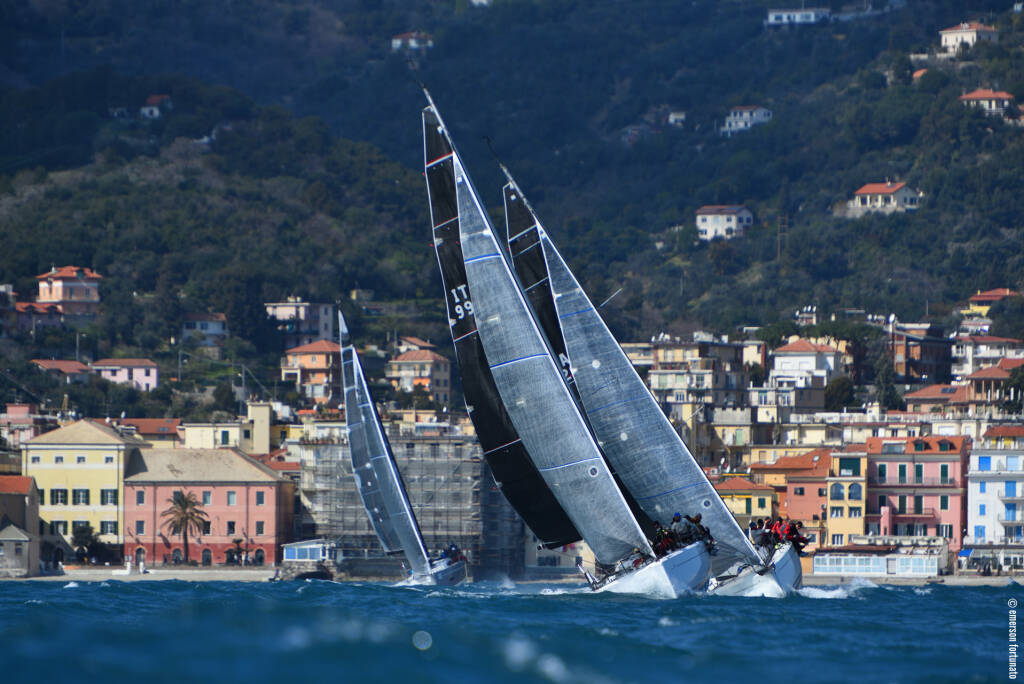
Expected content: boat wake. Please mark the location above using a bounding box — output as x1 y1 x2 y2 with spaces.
797 577 879 600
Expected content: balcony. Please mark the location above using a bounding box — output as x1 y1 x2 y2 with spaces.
867 477 957 487
999 517 1024 526
998 493 1024 503
890 507 937 520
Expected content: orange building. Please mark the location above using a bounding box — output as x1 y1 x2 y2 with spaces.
35 265 102 317
280 340 341 405
385 349 452 404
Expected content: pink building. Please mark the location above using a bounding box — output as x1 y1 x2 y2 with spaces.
124 449 295 566
92 358 159 391
865 436 969 552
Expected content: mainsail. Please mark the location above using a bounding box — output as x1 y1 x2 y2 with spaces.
503 179 763 577
423 105 579 549
445 142 654 566
341 319 431 575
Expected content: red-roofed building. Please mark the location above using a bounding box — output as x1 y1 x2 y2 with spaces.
0 474 40 577
694 205 753 240
960 88 1015 117
14 302 63 331
750 448 832 551
35 265 102 318
904 383 969 415
952 333 1024 379
140 94 172 119
0 404 58 451
980 425 1024 450
714 476 775 525
397 336 437 353
281 340 342 405
92 358 159 392
386 350 452 404
32 359 90 384
940 22 998 54
117 418 181 447
846 181 923 217
865 436 968 552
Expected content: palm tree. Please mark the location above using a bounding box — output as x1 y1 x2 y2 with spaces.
161 490 209 564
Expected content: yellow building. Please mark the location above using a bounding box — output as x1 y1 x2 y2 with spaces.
22 420 148 560
825 449 868 547
714 476 775 526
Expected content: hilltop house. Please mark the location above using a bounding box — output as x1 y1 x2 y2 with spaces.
31 359 90 384
92 359 159 392
845 181 922 217
951 334 1024 380
765 7 831 26
720 106 772 137
940 22 998 54
280 340 341 405
959 89 1015 117
959 289 1020 318
385 350 452 404
35 265 102 319
181 313 229 349
140 94 172 119
695 205 753 240
391 32 433 52
265 298 337 350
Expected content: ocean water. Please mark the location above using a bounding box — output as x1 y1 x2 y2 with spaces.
0 578 1006 683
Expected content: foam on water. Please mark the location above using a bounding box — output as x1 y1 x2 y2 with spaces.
62 581 79 589
797 577 880 600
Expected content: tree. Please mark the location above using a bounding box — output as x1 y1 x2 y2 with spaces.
874 355 904 411
1004 367 1024 415
70 524 100 562
161 490 209 565
825 376 855 412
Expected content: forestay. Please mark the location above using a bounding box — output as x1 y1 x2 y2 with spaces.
422 104 579 549
342 340 431 575
537 225 762 576
453 154 654 566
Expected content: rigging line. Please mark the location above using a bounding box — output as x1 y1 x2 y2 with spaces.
598 288 624 309
523 276 550 292
539 456 604 472
483 437 522 457
488 353 547 370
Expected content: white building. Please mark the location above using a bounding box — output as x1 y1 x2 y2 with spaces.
720 106 772 136
765 8 831 26
181 312 228 348
694 205 753 240
950 334 1024 380
940 22 998 54
771 339 842 385
390 32 433 52
962 445 1024 569
959 89 1015 117
846 181 923 217
265 298 338 349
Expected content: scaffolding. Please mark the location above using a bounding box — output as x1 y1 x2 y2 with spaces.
295 429 525 579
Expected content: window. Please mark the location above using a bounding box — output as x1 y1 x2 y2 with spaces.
940 495 949 511
831 534 844 546
1010 457 1021 472
914 464 923 484
974 525 986 541
898 496 906 514
105 456 114 464
849 507 862 518
913 496 923 514
51 520 68 535
101 489 118 506
898 464 907 484
979 456 991 471
256 521 264 535
980 482 986 494
203 491 211 506
54 456 64 464
227 491 237 506
830 506 844 518
937 524 953 538
830 483 844 500
226 521 236 535
980 504 987 516
757 497 766 509
100 521 117 535
202 521 211 535
877 463 887 483
30 456 39 464
220 431 230 446
135 520 145 535
243 429 251 440
256 491 265 506
838 457 861 477
51 489 68 505
72 489 90 505
136 490 145 505
818 488 826 497
72 520 89 532
1008 481 1018 498
77 456 86 464
794 487 805 495
848 483 862 501
940 464 950 483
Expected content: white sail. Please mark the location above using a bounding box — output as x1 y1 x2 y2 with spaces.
449 150 654 566
341 321 431 576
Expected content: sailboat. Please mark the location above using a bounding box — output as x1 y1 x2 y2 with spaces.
500 173 802 597
340 312 467 587
423 93 710 598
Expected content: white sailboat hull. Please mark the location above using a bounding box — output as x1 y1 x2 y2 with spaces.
596 542 710 599
708 542 803 597
398 559 468 587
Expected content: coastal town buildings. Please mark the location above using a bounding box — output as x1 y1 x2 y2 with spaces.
91 358 159 392
265 298 338 350
961 426 1024 569
280 340 342 405
385 349 452 404
959 89 1016 117
719 106 772 136
34 265 102 320
0 475 40 577
940 21 998 54
845 182 923 217
31 360 90 384
181 312 229 350
888 321 953 384
694 205 753 241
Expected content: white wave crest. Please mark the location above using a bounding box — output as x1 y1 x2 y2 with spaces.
798 576 880 599
63 581 79 589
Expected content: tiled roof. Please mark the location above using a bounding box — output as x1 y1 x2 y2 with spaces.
124 448 282 483
953 334 1022 345
999 358 1024 371
286 340 341 354
35 265 102 280
960 89 1014 101
969 288 1019 302
750 448 832 475
855 182 906 195
968 366 1011 380
32 359 89 374
15 302 62 314
26 419 143 446
145 94 171 106
93 358 157 368
730 105 766 111
941 22 996 32
984 426 1024 438
118 418 181 436
865 435 967 454
184 312 227 322
0 475 34 494
903 384 969 402
912 69 927 79
714 476 774 492
400 336 435 348
696 205 748 215
391 350 448 363
774 339 838 354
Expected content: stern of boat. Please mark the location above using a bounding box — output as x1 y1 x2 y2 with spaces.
597 541 710 599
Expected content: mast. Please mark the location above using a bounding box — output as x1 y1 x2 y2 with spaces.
435 110 654 565
499 178 763 575
341 311 431 574
422 98 579 549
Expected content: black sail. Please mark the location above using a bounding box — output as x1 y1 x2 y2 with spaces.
423 107 579 549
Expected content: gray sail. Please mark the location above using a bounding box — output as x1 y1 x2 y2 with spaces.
535 225 761 576
342 341 431 575
452 156 653 566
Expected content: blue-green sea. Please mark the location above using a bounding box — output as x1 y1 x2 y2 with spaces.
0 578 1008 683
